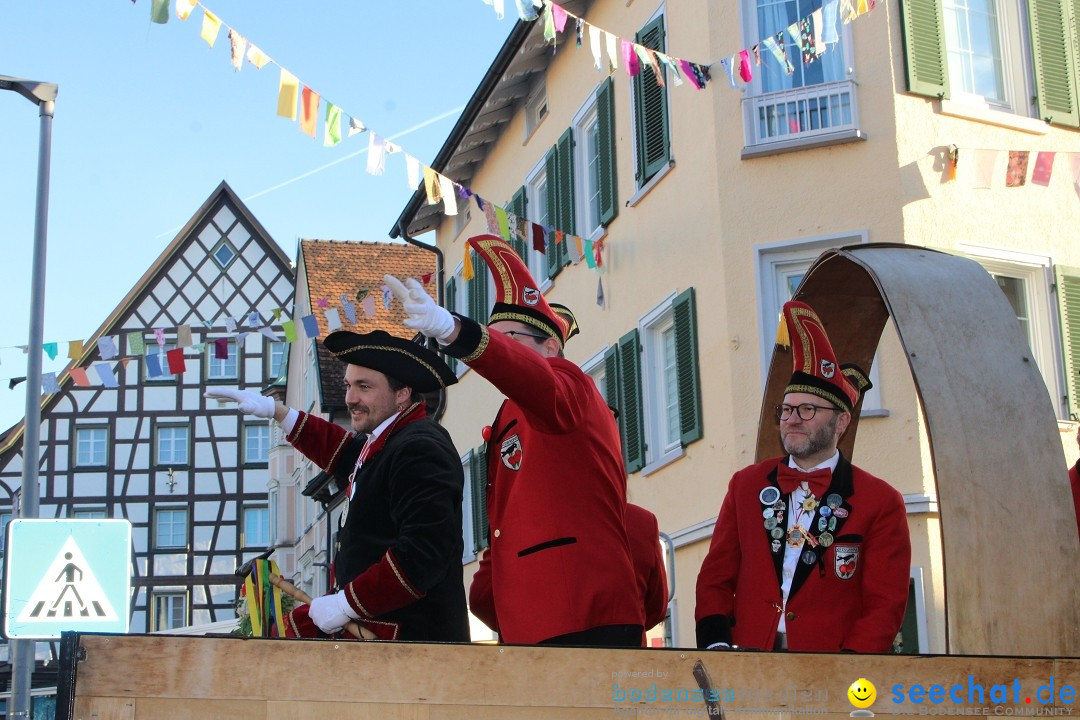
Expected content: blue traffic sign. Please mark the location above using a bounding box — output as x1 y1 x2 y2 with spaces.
3 519 131 639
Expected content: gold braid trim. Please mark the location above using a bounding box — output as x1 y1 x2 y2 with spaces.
386 551 422 600
346 583 375 619
325 431 352 474
785 384 849 411
461 325 490 363
488 311 562 344
288 412 309 443
329 345 450 387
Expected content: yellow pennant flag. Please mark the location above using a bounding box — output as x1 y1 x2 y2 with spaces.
422 166 442 205
175 0 196 21
277 69 299 120
246 44 271 69
462 243 475 282
67 340 84 359
200 10 221 48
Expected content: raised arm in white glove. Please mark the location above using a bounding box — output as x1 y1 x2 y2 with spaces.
384 274 457 343
203 388 277 419
307 590 359 634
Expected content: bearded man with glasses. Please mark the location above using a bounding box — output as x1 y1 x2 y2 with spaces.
695 301 911 653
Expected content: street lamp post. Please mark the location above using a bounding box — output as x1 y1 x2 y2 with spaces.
1 74 58 720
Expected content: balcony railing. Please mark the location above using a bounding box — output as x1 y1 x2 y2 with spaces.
744 79 859 147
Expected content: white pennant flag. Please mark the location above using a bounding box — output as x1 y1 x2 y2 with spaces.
589 25 603 71
348 117 366 137
366 133 387 176
439 175 458 216
406 154 422 189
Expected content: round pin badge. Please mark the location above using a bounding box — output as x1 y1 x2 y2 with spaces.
833 507 849 518
764 517 778 530
771 539 783 553
826 493 843 509
771 527 785 539
828 516 837 531
817 516 828 532
760 486 781 505
801 549 817 565
818 532 834 547
763 507 775 519
819 506 832 518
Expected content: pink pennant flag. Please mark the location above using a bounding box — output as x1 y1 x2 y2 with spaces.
739 50 753 83
552 3 569 32
622 40 640 78
1031 152 1055 187
214 337 229 360
422 272 434 285
69 367 91 387
362 295 377 318
154 328 166 347
316 297 330 309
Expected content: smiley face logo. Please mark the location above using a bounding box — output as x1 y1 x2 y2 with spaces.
848 678 877 712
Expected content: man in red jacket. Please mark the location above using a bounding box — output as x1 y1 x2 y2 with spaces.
695 301 910 653
626 503 668 644
386 234 643 646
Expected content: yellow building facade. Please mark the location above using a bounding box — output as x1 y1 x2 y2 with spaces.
394 0 1080 652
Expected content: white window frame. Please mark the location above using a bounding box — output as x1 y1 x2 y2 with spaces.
151 591 188 631
155 424 191 466
242 505 270 549
525 159 553 290
75 426 108 467
243 422 271 465
571 87 606 243
941 0 1033 118
961 244 1063 417
267 340 287 381
639 292 686 474
739 0 860 149
206 337 238 381
524 79 549 140
154 507 188 549
755 232 884 413
72 507 107 519
580 347 608 404
461 451 476 563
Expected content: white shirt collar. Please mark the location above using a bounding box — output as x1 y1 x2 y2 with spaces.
786 449 840 474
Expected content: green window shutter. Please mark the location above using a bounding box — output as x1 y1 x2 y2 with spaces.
633 15 671 185
596 77 619 227
1029 0 1080 127
470 449 490 552
603 344 625 460
618 329 646 473
898 0 950 99
444 277 457 373
555 127 574 269
545 145 563 280
1055 266 1080 419
508 186 529 260
673 288 703 446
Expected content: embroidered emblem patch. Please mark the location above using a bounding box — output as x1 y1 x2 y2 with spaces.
500 434 523 470
820 359 836 378
833 544 859 580
522 287 540 306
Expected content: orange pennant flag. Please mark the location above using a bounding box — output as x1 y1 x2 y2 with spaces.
201 10 222 48
69 368 91 387
277 69 299 120
300 87 319 138
462 243 475 282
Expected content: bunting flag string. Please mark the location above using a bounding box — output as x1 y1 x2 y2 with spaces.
948 147 1080 195
0 273 436 395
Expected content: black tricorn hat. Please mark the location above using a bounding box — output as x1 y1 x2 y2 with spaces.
323 330 457 393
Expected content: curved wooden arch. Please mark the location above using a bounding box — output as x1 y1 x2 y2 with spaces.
755 243 1080 656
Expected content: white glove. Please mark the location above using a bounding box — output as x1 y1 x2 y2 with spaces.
384 274 456 343
308 590 358 634
203 388 276 419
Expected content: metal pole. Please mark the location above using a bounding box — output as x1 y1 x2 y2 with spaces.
5 79 56 720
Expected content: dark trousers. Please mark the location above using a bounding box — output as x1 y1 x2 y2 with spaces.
539 624 644 648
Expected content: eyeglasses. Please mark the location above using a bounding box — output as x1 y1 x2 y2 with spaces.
501 330 549 342
775 403 841 422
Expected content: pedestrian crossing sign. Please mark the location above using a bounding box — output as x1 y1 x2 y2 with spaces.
3 519 131 639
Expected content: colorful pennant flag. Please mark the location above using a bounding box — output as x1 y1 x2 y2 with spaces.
214 337 229 360
68 340 84 360
44 342 58 360
42 372 60 395
301 315 319 339
70 367 91 387
126 332 145 355
300 86 319 138
200 10 222 48
150 0 169 25
367 133 387 175
177 324 193 347
282 320 297 342
362 295 376 318
175 0 195 21
146 353 163 379
324 103 342 146
229 30 246 70
325 308 342 331
1031 152 1055 187
166 348 186 374
96 363 119 388
247 44 271 69
98 336 119 360
277 69 300 120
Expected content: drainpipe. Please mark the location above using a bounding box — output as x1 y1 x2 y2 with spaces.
396 220 448 422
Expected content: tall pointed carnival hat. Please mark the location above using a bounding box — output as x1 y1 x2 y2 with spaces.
467 234 571 345
781 300 872 412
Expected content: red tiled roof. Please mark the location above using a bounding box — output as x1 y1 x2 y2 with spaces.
300 240 437 410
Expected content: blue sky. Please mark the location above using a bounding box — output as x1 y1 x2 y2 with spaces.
0 1 513 431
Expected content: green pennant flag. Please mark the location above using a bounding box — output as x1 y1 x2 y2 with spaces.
150 0 169 24
323 103 342 147
282 320 297 343
126 332 145 355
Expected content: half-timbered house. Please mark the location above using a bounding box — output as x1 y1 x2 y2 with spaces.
0 181 294 638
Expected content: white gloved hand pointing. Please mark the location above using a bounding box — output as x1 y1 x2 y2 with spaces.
307 590 358 634
384 274 456 343
204 388 276 419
